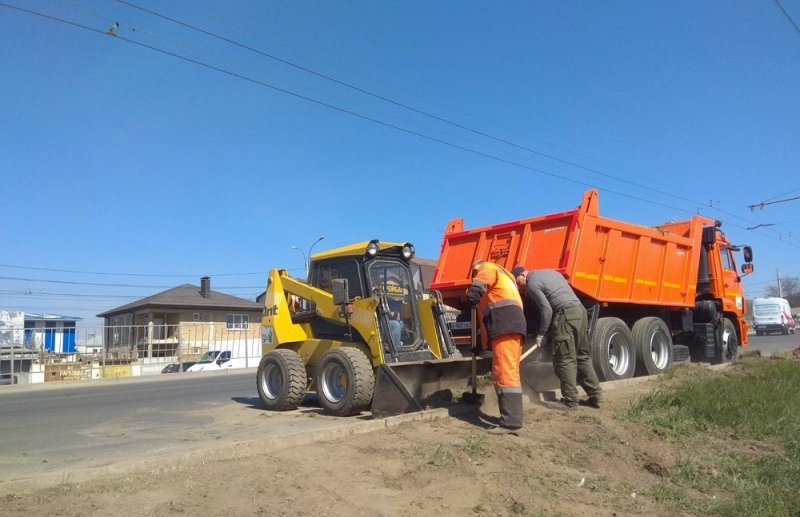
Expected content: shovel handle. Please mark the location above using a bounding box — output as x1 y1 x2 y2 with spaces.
470 307 478 353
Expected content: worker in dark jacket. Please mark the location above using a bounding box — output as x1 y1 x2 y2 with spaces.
466 261 527 434
512 267 602 410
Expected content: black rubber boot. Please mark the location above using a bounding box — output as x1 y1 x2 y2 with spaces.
497 392 523 429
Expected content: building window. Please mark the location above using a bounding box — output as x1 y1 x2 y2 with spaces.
192 313 200 321
226 314 249 330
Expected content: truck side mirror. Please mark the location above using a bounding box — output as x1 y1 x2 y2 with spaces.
743 246 753 263
332 278 349 305
741 263 753 276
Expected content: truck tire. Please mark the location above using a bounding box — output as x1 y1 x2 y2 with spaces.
591 317 636 381
316 347 374 416
632 317 673 376
256 349 307 411
716 319 739 364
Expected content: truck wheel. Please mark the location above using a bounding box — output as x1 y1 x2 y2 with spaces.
316 347 374 416
591 317 636 381
755 330 763 336
716 319 739 364
632 317 673 376
256 349 307 411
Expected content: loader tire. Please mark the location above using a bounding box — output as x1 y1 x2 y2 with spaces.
591 317 636 382
632 317 672 376
257 349 307 411
714 318 739 364
316 347 374 416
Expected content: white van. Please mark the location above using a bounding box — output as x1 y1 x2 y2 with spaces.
752 297 796 336
187 350 250 372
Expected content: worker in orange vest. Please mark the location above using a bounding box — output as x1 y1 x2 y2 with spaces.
466 261 527 435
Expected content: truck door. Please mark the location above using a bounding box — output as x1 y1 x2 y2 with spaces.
719 246 744 315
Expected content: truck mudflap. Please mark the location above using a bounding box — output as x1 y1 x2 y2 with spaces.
370 357 492 418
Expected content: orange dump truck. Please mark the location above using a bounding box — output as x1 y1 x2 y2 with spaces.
430 189 754 381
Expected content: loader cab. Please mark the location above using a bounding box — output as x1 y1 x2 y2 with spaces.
307 241 424 351
366 258 423 351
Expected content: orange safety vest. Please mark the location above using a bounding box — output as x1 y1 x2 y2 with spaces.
470 262 527 344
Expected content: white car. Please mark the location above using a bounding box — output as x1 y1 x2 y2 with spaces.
187 350 249 372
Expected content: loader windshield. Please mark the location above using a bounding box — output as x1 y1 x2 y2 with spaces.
367 260 420 350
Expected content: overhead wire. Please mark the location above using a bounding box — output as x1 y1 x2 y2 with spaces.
116 0 713 209
772 0 800 35
0 2 721 218
0 275 262 289
1 2 799 277
115 0 800 242
0 263 263 277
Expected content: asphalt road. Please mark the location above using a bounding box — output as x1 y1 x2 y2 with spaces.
745 331 800 356
0 369 354 487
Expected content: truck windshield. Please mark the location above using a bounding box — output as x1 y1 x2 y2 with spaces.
367 260 419 350
197 351 218 363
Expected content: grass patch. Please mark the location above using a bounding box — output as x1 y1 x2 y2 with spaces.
428 444 451 468
626 356 800 516
462 434 489 457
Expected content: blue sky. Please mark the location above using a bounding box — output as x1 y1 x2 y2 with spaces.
1 0 799 326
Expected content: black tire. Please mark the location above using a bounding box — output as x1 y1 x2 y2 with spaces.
755 330 763 336
591 317 636 381
316 347 374 416
782 326 789 336
256 349 307 411
716 318 739 364
632 317 673 376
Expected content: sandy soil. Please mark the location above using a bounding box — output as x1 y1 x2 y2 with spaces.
0 367 725 517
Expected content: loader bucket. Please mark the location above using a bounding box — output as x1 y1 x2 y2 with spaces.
370 357 492 418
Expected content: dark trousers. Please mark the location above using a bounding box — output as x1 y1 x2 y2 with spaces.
550 304 602 405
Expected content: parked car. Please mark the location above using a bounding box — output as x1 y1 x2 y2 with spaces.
187 350 249 372
161 361 197 374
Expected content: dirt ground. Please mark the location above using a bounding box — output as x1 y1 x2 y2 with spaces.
0 369 721 517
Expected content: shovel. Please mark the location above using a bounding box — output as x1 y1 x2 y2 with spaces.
462 307 485 405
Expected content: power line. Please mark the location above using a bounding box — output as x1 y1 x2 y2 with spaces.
0 1 701 216
748 195 800 211
0 275 262 289
773 0 800 35
117 0 713 210
112 1 800 238
3 2 798 248
0 263 262 277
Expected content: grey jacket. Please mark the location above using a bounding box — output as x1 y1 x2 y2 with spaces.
524 269 581 336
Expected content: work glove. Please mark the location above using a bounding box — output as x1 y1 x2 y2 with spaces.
534 334 545 347
465 287 482 308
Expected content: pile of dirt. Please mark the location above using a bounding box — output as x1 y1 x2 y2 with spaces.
0 370 703 517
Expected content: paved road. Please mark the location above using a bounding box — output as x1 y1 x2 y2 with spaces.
0 369 355 487
745 331 799 356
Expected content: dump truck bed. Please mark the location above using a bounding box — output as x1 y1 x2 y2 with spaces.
431 190 711 309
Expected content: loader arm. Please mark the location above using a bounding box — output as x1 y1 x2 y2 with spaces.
261 269 338 347
261 269 387 361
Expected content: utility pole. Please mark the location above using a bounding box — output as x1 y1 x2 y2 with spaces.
777 269 783 298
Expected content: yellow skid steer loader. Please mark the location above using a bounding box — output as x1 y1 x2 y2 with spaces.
257 240 489 417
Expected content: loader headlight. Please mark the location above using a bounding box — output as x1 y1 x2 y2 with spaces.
366 240 380 256
402 243 415 260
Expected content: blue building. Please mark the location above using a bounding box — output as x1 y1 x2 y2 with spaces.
22 313 83 354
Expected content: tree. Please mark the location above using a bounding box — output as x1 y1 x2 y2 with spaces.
766 276 800 307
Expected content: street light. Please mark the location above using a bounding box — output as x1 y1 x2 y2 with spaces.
291 235 325 278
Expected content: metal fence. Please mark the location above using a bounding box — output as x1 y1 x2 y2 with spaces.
0 322 261 385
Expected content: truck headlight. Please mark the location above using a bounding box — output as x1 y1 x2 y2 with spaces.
402 243 415 260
